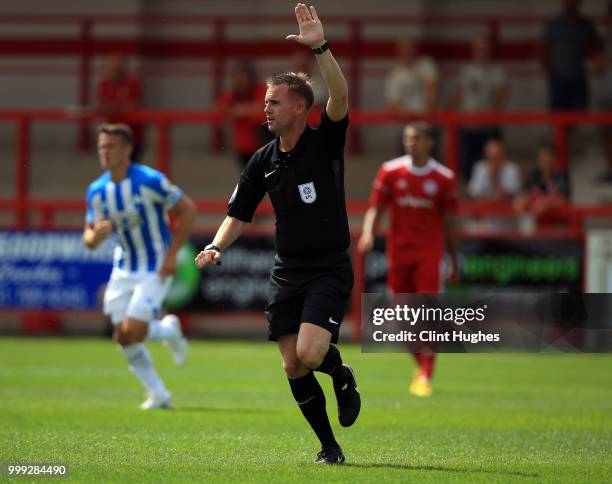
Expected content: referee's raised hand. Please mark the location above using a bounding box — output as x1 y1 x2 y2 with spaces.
286 3 325 48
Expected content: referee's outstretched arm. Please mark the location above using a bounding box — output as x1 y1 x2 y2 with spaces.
286 3 348 121
194 216 245 268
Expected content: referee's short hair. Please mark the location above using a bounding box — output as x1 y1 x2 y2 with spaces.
404 122 435 139
98 123 134 146
266 72 315 111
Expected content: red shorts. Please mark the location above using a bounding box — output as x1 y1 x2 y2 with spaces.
388 256 443 294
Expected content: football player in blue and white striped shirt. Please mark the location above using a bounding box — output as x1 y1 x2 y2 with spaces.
83 124 197 410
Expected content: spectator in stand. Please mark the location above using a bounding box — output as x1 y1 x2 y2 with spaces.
468 139 521 200
385 39 439 115
216 60 271 170
452 34 509 182
597 1 612 183
289 49 327 109
542 0 605 111
385 39 440 157
96 54 144 161
514 144 570 225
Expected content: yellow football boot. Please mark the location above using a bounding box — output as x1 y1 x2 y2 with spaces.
409 370 432 397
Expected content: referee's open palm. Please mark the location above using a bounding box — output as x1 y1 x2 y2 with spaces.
286 3 325 48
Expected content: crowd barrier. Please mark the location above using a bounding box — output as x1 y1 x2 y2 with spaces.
2 108 612 226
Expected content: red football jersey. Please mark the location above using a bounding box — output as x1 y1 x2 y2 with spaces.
369 155 458 265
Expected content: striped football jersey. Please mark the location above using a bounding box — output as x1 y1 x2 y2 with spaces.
85 163 182 272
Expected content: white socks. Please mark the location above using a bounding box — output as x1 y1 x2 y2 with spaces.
122 343 168 397
147 318 176 342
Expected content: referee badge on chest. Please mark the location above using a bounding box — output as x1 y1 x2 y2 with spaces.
298 182 317 204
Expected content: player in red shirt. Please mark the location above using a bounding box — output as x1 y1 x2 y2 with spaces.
358 122 459 397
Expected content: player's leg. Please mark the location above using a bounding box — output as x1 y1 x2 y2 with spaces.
147 314 188 365
279 331 344 465
409 257 444 397
107 299 172 408
268 287 344 464
139 274 188 365
114 317 172 409
300 262 360 431
297 322 359 426
104 273 160 402
267 260 347 464
123 274 182 409
279 334 340 454
388 262 428 392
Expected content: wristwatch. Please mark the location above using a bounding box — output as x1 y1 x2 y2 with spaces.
204 243 221 253
312 41 329 55
204 243 222 266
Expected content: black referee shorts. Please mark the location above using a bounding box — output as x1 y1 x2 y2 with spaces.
265 251 354 344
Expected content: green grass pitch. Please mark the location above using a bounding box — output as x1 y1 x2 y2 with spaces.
0 338 611 483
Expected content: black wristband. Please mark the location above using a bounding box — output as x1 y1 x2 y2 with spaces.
312 41 329 55
204 243 221 253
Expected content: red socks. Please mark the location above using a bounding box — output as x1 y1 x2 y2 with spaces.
413 351 436 379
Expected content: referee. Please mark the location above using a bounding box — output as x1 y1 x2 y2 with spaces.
196 3 360 465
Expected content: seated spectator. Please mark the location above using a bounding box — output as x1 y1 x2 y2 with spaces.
514 145 570 224
385 39 439 156
385 39 439 114
215 60 270 170
452 34 508 182
96 53 143 161
468 139 521 200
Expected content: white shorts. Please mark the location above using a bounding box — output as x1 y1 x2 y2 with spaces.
103 269 173 325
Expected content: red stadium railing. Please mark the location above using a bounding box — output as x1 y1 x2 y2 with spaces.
2 107 612 227
1 13 609 151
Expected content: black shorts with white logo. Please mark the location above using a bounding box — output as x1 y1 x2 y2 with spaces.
265 251 354 343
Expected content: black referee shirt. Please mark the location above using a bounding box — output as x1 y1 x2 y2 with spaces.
227 110 350 258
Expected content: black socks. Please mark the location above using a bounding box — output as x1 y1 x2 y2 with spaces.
314 345 350 387
288 372 337 448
